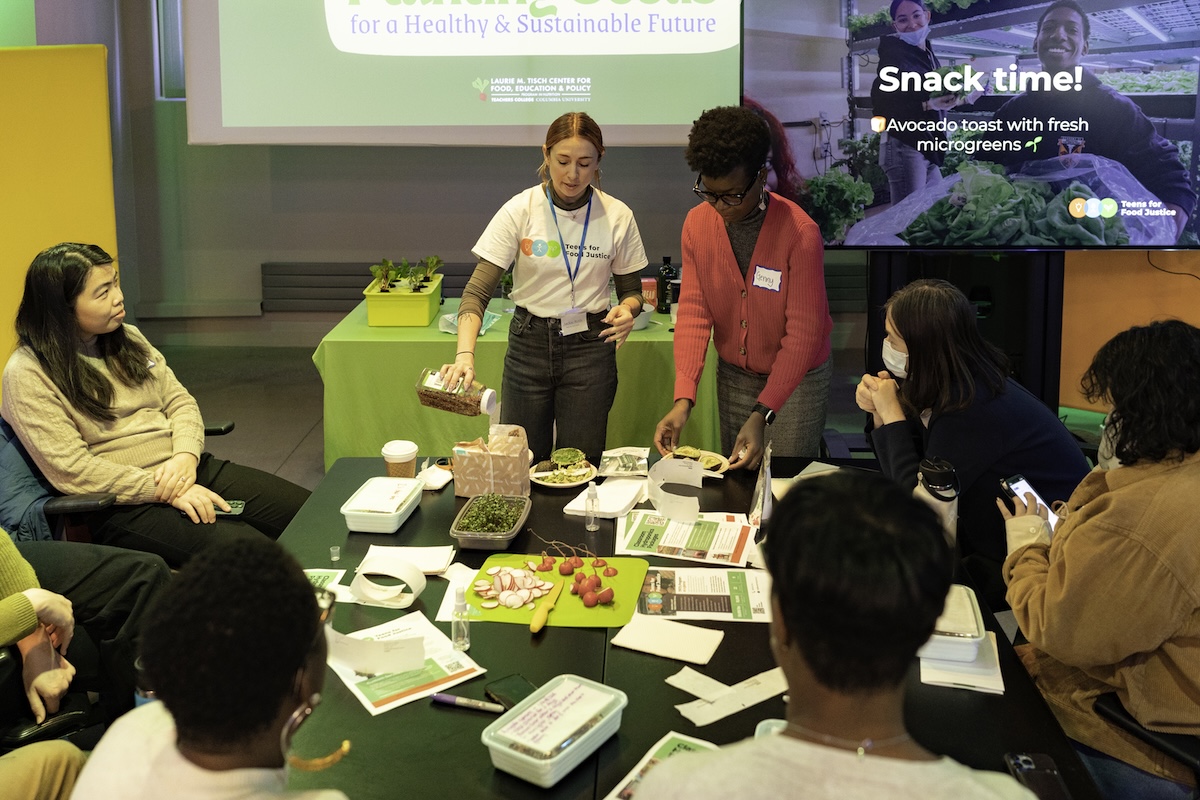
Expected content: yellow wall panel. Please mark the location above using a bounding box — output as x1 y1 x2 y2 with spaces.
0 44 116 377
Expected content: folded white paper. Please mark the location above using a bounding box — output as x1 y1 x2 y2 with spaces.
675 667 787 727
326 626 424 677
920 631 1005 695
433 562 484 622
564 478 645 519
350 551 427 609
611 616 724 665
364 544 454 575
666 667 734 702
648 458 703 522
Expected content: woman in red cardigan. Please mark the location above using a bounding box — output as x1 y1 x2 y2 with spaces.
654 106 833 469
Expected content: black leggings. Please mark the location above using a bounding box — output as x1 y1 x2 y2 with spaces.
84 453 309 568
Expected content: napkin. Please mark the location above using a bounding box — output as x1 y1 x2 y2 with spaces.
564 478 645 519
611 616 724 665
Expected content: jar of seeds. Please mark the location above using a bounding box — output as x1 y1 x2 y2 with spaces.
416 367 497 417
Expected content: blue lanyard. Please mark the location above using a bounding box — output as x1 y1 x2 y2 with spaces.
546 187 592 303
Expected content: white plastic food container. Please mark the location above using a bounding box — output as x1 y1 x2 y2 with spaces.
481 674 627 788
917 583 987 663
339 477 424 533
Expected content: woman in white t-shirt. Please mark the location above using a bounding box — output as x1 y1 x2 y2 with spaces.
440 112 649 463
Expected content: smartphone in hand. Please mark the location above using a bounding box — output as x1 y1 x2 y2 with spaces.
1001 474 1059 530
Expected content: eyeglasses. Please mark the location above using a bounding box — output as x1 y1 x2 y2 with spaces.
692 169 762 206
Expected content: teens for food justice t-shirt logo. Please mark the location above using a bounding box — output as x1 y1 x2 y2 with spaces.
520 238 562 258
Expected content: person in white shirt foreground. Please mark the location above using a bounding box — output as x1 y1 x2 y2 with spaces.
70 538 348 800
635 470 1033 799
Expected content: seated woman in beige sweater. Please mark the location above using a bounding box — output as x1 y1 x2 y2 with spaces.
1 243 310 567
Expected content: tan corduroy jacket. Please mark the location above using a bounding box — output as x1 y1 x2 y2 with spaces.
1005 451 1200 786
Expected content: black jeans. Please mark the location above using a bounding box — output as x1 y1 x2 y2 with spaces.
502 307 617 465
85 453 310 568
16 541 170 721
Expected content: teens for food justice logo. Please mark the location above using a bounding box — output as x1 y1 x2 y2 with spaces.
520 238 562 257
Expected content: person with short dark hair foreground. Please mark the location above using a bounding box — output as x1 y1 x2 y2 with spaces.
635 471 1032 799
70 538 348 799
1002 320 1200 799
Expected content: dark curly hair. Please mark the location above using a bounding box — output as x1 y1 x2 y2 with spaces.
763 471 953 692
15 243 152 421
685 106 771 180
884 279 1009 415
1081 320 1200 465
140 538 319 751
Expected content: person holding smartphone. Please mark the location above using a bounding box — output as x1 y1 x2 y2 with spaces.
1001 320 1200 798
856 279 1089 606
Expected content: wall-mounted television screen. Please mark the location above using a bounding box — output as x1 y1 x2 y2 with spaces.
182 0 742 147
743 0 1198 250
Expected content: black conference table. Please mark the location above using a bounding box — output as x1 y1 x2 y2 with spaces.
282 458 1099 800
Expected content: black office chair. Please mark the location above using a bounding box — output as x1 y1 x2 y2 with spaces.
1093 693 1200 786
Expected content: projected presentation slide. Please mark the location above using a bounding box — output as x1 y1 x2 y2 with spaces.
741 0 1197 249
184 0 741 146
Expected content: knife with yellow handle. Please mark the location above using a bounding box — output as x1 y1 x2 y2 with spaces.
529 581 565 633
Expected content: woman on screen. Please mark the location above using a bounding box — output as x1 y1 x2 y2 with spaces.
0 243 310 568
440 112 648 464
856 279 1088 606
653 106 832 468
870 0 959 204
1001 320 1200 798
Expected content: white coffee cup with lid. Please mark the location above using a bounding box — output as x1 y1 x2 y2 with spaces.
382 439 419 479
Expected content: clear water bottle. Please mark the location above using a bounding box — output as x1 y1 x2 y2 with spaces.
914 457 959 545
585 481 600 532
452 586 470 651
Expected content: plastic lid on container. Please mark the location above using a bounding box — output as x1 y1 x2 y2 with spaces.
382 439 419 461
480 388 498 416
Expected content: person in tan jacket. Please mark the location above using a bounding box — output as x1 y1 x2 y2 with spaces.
1001 319 1200 799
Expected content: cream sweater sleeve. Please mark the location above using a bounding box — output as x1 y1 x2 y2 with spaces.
1 348 160 504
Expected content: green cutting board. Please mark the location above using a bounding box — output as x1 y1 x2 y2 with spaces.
467 554 649 628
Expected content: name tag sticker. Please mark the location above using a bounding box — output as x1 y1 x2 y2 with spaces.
752 265 782 292
559 308 588 336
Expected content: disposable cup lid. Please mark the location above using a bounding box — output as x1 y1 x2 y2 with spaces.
382 440 419 460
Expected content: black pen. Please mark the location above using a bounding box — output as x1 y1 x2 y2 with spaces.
431 693 505 714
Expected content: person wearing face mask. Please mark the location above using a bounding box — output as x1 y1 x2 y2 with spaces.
999 320 1200 799
440 112 648 465
654 106 832 469
870 0 965 205
856 280 1088 607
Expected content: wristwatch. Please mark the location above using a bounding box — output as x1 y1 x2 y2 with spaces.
752 403 776 425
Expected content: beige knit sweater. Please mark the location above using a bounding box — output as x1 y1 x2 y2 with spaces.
0 325 205 505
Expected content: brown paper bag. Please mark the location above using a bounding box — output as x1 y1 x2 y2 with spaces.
453 425 530 497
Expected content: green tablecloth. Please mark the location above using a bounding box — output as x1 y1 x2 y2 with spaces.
312 299 720 469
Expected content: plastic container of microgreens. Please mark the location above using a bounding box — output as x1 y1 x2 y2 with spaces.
481 674 627 787
449 495 531 550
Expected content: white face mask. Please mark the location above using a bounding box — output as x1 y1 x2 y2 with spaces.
895 27 930 49
882 338 909 379
1097 412 1120 470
